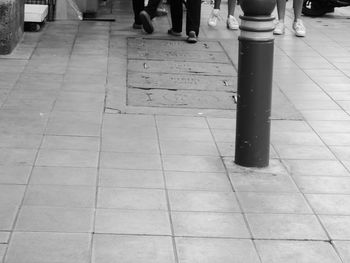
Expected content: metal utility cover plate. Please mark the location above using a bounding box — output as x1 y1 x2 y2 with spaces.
128 72 236 92
128 49 231 63
127 38 237 109
128 60 236 76
128 89 236 109
128 38 224 52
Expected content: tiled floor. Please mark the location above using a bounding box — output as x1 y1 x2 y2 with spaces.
1 0 350 262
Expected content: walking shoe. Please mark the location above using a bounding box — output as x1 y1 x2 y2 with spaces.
226 15 239 30
187 31 197 43
132 23 142 29
293 19 306 37
168 29 182 36
208 9 220 27
273 22 285 35
139 10 154 34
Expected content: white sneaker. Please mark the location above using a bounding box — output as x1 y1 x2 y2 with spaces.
293 20 306 37
208 9 220 27
273 22 285 35
226 15 239 30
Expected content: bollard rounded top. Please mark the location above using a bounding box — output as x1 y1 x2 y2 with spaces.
240 0 276 16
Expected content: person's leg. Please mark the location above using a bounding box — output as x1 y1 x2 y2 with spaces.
170 0 183 33
186 0 201 36
214 0 221 9
132 0 144 25
276 0 286 22
140 0 162 33
208 0 220 26
273 0 286 34
227 0 235 16
226 0 238 29
145 0 163 18
293 0 303 20
292 0 306 36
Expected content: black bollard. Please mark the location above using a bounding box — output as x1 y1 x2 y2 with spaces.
234 0 276 167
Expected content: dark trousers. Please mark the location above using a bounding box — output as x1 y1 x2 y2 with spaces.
170 0 201 36
132 0 162 24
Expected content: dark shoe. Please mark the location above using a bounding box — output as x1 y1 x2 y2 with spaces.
139 10 154 34
133 23 142 29
156 7 168 16
167 29 181 36
186 31 197 43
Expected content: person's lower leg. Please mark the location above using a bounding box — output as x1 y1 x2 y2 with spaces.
227 0 235 16
293 0 303 21
145 0 162 18
132 0 144 24
170 0 183 32
276 0 286 22
214 0 221 9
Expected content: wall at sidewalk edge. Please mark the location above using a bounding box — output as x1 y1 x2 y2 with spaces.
0 0 24 55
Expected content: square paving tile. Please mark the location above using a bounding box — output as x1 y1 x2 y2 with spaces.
165 171 231 191
99 169 164 188
160 140 219 156
103 114 156 130
5 232 91 263
15 206 94 233
0 244 6 261
36 149 99 167
172 211 250 238
0 185 26 206
41 135 100 151
330 146 350 161
273 145 336 160
246 213 328 240
46 111 102 137
101 134 159 153
97 187 167 210
333 241 350 263
30 166 97 186
92 234 175 263
53 91 105 112
308 120 350 133
162 155 225 172
237 192 312 214
100 152 162 170
229 173 299 193
0 110 48 134
306 194 350 215
211 129 236 143
24 185 96 208
0 134 42 148
319 215 350 240
0 232 10 243
156 115 208 129
158 127 214 142
0 165 32 184
294 176 350 194
282 159 349 176
255 240 342 263
0 206 19 230
207 118 235 130
0 148 38 166
176 237 260 263
319 133 350 146
271 131 324 146
94 209 171 235
169 190 240 212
